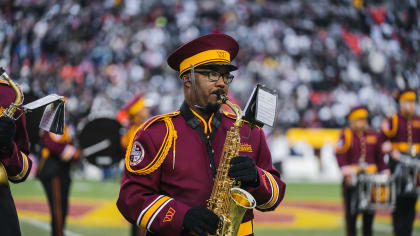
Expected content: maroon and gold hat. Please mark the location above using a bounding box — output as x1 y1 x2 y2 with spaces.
167 33 239 75
347 106 368 121
398 89 417 102
117 93 147 124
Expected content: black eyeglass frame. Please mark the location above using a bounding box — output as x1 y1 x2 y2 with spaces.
194 70 234 85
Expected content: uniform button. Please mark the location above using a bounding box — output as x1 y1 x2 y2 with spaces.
212 150 215 154
207 136 210 139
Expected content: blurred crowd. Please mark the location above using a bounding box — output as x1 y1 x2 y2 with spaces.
1 0 419 131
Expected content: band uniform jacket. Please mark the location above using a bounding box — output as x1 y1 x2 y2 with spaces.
335 128 387 173
0 81 32 236
117 103 286 236
380 113 420 156
37 125 79 178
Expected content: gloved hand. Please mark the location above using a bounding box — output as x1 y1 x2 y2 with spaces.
229 155 259 188
0 116 16 152
183 206 219 236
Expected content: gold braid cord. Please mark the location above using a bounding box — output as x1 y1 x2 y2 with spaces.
125 112 179 175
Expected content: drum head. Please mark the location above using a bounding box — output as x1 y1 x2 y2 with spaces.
78 118 123 168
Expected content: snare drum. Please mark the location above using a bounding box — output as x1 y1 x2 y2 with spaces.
397 155 420 195
358 173 395 211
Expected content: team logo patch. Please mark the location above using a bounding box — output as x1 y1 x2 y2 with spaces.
129 141 145 166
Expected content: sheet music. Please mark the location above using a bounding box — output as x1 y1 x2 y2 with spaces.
256 88 277 126
23 94 63 110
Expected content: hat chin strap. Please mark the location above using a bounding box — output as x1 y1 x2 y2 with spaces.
189 65 208 111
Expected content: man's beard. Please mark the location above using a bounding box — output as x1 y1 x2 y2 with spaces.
204 102 221 114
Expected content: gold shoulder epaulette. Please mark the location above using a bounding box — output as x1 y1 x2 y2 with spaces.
125 111 180 175
381 114 398 138
336 128 352 154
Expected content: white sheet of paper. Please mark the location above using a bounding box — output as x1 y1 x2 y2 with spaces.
23 94 63 110
256 89 277 126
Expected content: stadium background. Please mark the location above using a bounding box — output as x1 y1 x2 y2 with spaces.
1 0 420 235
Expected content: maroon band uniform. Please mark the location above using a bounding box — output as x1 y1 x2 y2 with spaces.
335 106 387 236
0 81 32 236
380 90 420 236
37 125 80 236
117 103 286 236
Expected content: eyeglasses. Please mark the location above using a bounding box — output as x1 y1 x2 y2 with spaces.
195 70 234 85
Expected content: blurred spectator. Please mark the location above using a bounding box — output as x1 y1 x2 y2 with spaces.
0 0 419 132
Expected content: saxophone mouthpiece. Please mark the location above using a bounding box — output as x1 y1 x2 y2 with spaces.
215 90 228 104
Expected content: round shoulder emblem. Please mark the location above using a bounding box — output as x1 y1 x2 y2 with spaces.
129 141 145 166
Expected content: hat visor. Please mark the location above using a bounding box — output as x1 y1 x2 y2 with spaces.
196 63 238 72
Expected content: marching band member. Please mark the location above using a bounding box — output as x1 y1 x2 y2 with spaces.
37 124 80 236
335 106 388 236
0 79 32 236
117 93 152 236
117 33 286 236
380 89 420 236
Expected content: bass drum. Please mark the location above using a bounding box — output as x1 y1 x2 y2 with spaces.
78 118 123 168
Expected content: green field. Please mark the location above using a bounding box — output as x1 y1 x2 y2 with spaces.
10 179 420 236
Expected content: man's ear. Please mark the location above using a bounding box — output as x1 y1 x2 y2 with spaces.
181 74 192 88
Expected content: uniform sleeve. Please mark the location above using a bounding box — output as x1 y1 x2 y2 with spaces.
335 130 351 168
0 113 32 183
246 129 286 212
117 126 191 235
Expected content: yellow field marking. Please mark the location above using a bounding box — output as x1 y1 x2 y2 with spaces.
16 198 420 229
256 206 342 229
68 201 129 227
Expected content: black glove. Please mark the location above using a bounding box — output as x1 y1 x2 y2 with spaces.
183 206 219 236
0 116 16 152
229 155 259 188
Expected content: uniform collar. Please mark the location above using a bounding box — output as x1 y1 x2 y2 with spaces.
180 101 221 135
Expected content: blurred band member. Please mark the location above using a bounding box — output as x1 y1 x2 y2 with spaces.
37 124 80 236
335 106 388 236
0 79 32 236
380 89 420 236
117 93 151 236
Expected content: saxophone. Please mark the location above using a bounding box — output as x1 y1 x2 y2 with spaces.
207 94 256 236
0 67 24 185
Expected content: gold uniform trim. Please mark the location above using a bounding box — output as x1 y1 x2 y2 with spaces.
257 170 279 210
9 152 29 181
238 219 254 236
125 112 179 175
392 142 420 153
139 196 172 229
336 128 352 154
382 114 398 138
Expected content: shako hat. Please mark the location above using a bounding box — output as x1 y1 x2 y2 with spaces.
347 105 368 121
167 33 239 75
